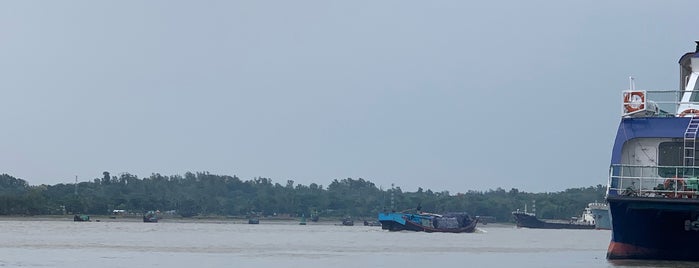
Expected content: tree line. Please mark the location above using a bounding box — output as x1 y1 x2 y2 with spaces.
0 172 606 222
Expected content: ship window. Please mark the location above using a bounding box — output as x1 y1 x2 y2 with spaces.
658 142 683 177
658 141 699 177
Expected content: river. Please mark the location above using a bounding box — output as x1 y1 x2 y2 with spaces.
0 218 695 267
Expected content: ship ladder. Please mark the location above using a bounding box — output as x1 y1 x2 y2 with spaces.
684 117 699 176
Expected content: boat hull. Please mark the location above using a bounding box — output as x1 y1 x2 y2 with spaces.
607 196 699 260
512 212 595 229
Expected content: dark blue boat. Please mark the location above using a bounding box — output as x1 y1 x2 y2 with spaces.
143 210 159 223
606 41 699 260
378 211 478 233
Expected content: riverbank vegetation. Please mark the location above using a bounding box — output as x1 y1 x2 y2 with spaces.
0 172 605 222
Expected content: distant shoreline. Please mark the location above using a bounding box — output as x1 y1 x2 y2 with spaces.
0 215 515 227
0 214 368 224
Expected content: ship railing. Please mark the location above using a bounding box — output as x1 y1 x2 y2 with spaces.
607 164 699 199
622 89 699 117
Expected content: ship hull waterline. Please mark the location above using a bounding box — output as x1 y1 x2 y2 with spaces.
607 196 699 260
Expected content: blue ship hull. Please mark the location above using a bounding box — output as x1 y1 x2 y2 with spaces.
607 196 699 260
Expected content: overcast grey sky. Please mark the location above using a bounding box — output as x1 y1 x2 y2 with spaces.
0 1 696 193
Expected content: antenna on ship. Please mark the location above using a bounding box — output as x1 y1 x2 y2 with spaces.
629 76 636 91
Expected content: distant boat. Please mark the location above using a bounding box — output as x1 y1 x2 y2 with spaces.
341 217 354 226
73 214 90 222
310 210 319 222
587 202 611 230
363 220 381 226
378 211 478 233
143 211 159 223
511 203 595 230
248 218 260 224
299 214 307 225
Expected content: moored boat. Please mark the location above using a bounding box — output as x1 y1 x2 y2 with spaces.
143 210 159 223
310 210 319 222
606 41 699 260
363 220 381 226
378 211 478 233
341 217 354 226
73 214 91 222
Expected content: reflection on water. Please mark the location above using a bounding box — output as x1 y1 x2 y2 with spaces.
0 218 691 268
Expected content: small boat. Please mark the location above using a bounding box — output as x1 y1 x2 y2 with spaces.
378 211 478 233
73 214 91 222
511 202 595 230
363 220 381 226
143 210 159 223
248 211 260 224
299 214 307 225
310 210 319 222
341 217 354 226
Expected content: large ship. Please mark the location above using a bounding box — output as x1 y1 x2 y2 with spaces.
511 201 595 229
606 41 699 260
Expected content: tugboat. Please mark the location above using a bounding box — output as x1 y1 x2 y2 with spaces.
606 41 699 260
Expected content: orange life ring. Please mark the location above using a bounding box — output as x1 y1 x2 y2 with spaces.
679 109 699 117
623 91 645 113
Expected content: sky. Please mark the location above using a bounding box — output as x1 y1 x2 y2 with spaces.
0 0 697 193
